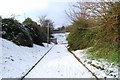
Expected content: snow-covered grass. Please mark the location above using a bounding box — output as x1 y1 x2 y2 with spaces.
72 50 119 78
0 38 53 79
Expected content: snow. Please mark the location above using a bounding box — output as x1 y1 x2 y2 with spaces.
52 33 69 45
25 44 94 78
0 38 53 79
72 50 119 78
25 33 94 78
0 38 2 79
0 32 119 79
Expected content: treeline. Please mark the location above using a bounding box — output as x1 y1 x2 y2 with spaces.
67 1 120 63
1 16 54 47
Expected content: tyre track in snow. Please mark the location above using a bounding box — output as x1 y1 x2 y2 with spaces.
20 45 55 80
67 47 100 80
25 44 96 78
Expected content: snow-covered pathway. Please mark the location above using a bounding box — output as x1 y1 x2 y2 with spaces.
25 44 95 78
1 33 118 79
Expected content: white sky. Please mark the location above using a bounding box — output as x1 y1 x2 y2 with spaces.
1 0 114 27
0 0 78 28
0 0 48 15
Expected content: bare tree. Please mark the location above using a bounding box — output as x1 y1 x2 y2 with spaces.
38 15 47 27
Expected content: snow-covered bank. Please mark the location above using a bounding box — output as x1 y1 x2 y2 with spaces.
72 50 119 78
0 38 53 79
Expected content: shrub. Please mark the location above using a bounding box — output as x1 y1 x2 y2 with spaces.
67 2 120 63
67 18 96 50
2 18 33 47
23 18 47 46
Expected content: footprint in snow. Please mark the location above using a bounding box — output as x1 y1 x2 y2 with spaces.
57 52 60 53
19 59 22 60
61 74 63 76
5 57 10 59
11 59 14 61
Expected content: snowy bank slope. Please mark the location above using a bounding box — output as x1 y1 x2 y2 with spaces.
73 50 119 78
0 38 53 79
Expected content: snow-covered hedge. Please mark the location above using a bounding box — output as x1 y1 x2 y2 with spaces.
2 18 48 47
2 18 33 47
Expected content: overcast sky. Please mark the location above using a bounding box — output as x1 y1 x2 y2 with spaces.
0 0 78 28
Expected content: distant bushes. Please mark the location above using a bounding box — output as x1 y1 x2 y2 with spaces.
2 17 54 47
